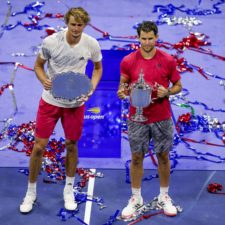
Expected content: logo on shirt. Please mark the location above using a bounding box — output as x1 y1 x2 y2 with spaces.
157 63 162 68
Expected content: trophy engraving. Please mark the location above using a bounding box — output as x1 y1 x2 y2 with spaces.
130 69 152 122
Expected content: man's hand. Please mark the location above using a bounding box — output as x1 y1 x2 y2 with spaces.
42 78 52 90
76 89 94 105
117 83 129 99
157 85 169 98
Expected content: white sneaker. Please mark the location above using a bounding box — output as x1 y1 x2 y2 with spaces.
63 189 77 211
20 193 36 214
121 195 143 219
157 194 177 216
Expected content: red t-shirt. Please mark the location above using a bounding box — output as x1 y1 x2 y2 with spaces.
120 48 181 124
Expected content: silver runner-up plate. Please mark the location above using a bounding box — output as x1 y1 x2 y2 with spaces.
51 72 93 102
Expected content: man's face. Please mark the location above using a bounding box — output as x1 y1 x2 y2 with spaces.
138 30 158 54
67 16 86 39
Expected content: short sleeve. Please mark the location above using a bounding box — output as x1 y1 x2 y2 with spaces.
91 40 102 62
169 58 181 84
39 37 51 60
120 57 131 79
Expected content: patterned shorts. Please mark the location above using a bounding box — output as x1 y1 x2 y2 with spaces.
127 118 173 154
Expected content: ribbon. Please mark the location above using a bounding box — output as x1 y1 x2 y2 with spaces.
128 211 164 225
11 1 45 16
153 1 225 19
207 183 225 194
57 208 88 224
0 0 12 38
88 23 137 40
103 210 120 225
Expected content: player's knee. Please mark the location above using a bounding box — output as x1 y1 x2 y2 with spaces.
33 142 46 157
132 154 143 167
157 152 169 165
65 140 77 152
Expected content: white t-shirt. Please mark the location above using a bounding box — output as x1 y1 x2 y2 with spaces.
39 29 102 108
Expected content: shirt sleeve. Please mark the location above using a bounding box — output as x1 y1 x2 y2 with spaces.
91 39 102 62
120 57 131 79
39 37 51 60
169 57 181 84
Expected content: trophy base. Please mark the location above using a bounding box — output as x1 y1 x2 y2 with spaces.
131 114 148 122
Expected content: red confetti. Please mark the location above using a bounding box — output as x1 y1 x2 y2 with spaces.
207 183 225 194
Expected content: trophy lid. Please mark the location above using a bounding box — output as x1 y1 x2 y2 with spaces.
133 69 151 90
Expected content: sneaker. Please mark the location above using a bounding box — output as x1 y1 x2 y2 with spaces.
20 193 36 214
157 194 177 216
63 189 77 211
121 195 143 219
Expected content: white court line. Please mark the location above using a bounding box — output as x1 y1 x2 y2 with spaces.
84 168 96 225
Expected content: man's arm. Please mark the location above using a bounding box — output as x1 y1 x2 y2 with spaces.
91 61 103 91
34 54 52 90
167 79 182 96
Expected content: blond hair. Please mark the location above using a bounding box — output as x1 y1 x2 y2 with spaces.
64 7 90 24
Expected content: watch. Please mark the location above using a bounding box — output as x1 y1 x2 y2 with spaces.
166 88 171 97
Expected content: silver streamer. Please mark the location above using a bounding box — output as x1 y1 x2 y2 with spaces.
0 63 19 150
162 16 202 30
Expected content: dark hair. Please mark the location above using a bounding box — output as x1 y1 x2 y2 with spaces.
64 7 90 24
137 21 158 36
